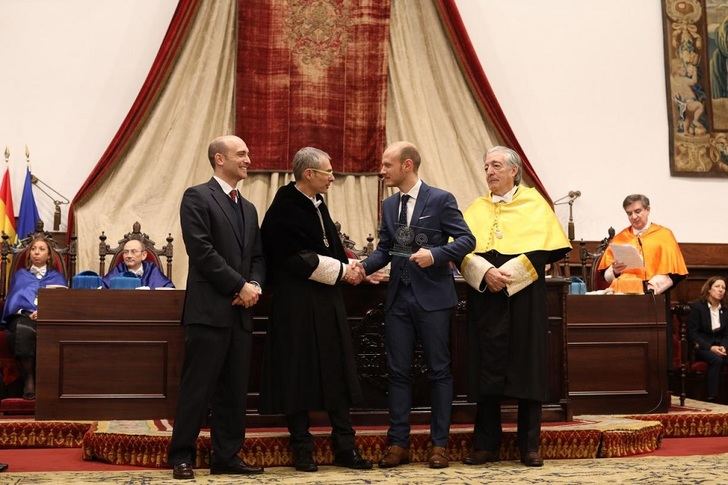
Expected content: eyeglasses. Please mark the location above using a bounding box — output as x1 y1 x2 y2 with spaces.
308 168 334 176
122 249 143 255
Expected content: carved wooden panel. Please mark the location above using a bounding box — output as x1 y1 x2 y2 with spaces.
566 295 668 415
37 281 570 423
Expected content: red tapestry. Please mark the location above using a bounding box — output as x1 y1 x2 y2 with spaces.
236 0 390 174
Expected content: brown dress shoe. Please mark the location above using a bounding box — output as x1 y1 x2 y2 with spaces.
463 449 500 465
428 446 449 469
378 445 409 468
172 462 194 480
521 451 544 467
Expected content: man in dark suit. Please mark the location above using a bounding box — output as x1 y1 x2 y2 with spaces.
360 141 475 469
167 135 265 480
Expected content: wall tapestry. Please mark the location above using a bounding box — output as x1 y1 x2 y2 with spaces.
663 0 728 176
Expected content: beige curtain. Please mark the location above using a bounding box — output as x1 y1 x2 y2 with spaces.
384 0 494 206
73 0 500 288
74 0 237 287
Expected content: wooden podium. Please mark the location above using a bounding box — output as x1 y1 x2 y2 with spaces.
36 279 570 422
36 289 184 420
566 294 669 415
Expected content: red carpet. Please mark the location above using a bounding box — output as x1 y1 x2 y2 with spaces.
640 436 728 457
3 398 728 471
0 448 156 472
3 437 728 472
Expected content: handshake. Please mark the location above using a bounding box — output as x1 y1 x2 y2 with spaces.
342 260 387 286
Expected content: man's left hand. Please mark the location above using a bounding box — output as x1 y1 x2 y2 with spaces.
409 248 434 268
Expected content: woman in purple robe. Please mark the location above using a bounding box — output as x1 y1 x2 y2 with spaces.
1 236 66 399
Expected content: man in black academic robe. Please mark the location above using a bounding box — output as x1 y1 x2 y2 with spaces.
259 147 371 473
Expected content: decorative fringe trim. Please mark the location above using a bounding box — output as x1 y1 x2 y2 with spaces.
626 412 728 438
0 421 91 448
599 424 664 458
80 427 630 468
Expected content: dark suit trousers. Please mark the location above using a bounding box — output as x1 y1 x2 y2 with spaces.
695 348 727 398
286 407 356 455
385 284 453 447
168 322 252 466
473 397 542 453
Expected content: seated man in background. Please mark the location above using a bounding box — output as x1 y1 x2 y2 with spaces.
597 194 687 294
102 239 174 289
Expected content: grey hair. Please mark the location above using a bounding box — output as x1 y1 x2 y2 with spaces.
292 147 330 180
485 146 522 185
622 194 650 210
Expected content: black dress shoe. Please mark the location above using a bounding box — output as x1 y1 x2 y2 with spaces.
172 462 194 480
334 449 373 470
521 451 544 467
0 463 8 472
463 449 500 465
210 459 264 475
293 451 318 472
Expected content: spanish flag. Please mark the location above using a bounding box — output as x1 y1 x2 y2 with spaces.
0 167 16 243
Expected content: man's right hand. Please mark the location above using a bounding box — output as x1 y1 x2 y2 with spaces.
484 267 511 293
612 260 627 275
711 345 727 357
234 282 260 308
342 262 365 285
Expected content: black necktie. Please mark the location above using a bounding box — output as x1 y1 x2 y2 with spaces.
228 189 244 237
399 194 410 226
399 194 411 285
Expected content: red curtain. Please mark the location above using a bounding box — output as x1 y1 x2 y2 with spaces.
236 0 390 174
67 0 202 239
434 0 551 203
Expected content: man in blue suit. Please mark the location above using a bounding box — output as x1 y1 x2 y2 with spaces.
360 141 475 469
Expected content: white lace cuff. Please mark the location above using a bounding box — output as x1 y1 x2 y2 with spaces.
648 274 673 295
309 255 344 285
604 265 616 282
499 254 537 297
460 254 493 292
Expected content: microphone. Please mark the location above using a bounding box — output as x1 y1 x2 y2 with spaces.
568 190 581 199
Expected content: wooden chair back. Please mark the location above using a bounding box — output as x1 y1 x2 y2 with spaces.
0 220 76 301
99 221 173 278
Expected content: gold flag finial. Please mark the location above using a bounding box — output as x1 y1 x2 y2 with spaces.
3 146 8 164
25 145 30 163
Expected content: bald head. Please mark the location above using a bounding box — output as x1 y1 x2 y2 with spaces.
380 141 421 192
208 135 243 168
384 141 421 172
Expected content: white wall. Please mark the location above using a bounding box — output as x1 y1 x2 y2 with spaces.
456 0 726 243
1 0 724 242
0 0 177 231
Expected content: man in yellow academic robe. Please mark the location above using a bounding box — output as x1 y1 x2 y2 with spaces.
459 146 570 468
